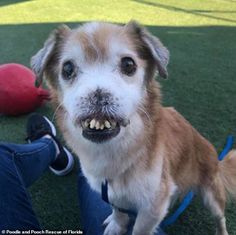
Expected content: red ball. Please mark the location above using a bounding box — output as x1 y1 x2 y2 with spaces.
0 63 50 116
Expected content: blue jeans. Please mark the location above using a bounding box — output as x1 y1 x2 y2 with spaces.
0 138 166 235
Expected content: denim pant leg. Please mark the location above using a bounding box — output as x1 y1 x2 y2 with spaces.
0 138 56 230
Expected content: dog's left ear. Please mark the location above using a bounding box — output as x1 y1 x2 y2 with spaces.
125 21 169 79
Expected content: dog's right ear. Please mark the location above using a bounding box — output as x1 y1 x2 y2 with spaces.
31 25 70 87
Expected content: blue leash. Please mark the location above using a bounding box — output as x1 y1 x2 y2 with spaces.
161 135 234 228
218 136 234 161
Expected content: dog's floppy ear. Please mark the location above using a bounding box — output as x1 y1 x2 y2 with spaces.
126 21 169 79
31 24 70 87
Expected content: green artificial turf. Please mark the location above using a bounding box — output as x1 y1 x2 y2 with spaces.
0 0 236 234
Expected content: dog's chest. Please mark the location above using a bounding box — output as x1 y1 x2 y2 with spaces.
67 122 165 211
84 164 164 214
107 179 141 213
86 174 140 212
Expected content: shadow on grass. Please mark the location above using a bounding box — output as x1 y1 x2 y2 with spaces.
132 0 236 23
0 0 32 8
0 22 236 234
222 0 236 2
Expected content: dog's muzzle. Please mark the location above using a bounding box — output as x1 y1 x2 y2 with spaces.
80 117 127 143
77 88 130 143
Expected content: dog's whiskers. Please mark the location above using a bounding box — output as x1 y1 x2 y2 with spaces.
138 106 152 123
52 103 63 122
62 111 69 129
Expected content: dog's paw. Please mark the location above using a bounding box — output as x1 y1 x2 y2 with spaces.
103 214 127 235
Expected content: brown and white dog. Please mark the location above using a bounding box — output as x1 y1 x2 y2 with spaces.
31 21 236 235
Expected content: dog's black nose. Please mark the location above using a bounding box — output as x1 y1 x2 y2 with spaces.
91 88 111 106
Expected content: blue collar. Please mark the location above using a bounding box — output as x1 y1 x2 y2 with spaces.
101 180 137 216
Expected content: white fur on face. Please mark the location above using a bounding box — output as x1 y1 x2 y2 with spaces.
58 23 147 139
65 111 145 181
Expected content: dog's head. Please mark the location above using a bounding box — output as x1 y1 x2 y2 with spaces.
31 21 169 144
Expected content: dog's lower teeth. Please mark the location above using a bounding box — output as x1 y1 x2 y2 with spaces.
95 121 100 130
84 120 89 128
83 119 118 130
104 120 111 129
90 119 96 129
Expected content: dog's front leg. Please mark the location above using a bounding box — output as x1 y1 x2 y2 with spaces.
103 208 130 235
132 197 171 235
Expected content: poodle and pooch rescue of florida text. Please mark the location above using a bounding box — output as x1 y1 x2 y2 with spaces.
1 230 83 235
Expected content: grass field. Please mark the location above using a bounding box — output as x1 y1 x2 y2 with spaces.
0 0 236 234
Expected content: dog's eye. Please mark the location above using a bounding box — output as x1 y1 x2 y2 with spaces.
62 61 76 80
120 57 137 76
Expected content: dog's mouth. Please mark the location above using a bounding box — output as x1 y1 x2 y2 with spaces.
80 117 129 143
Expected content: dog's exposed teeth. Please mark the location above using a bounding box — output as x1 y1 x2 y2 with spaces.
81 119 117 130
81 118 130 131
110 120 117 128
81 118 122 143
95 121 100 130
104 120 111 129
90 119 96 129
84 119 89 128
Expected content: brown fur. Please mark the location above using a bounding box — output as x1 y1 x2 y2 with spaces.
31 21 236 235
220 150 236 198
41 25 70 88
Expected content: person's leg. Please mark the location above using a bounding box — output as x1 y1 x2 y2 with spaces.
77 169 167 235
77 169 111 235
0 113 74 230
0 138 55 229
1 138 56 187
